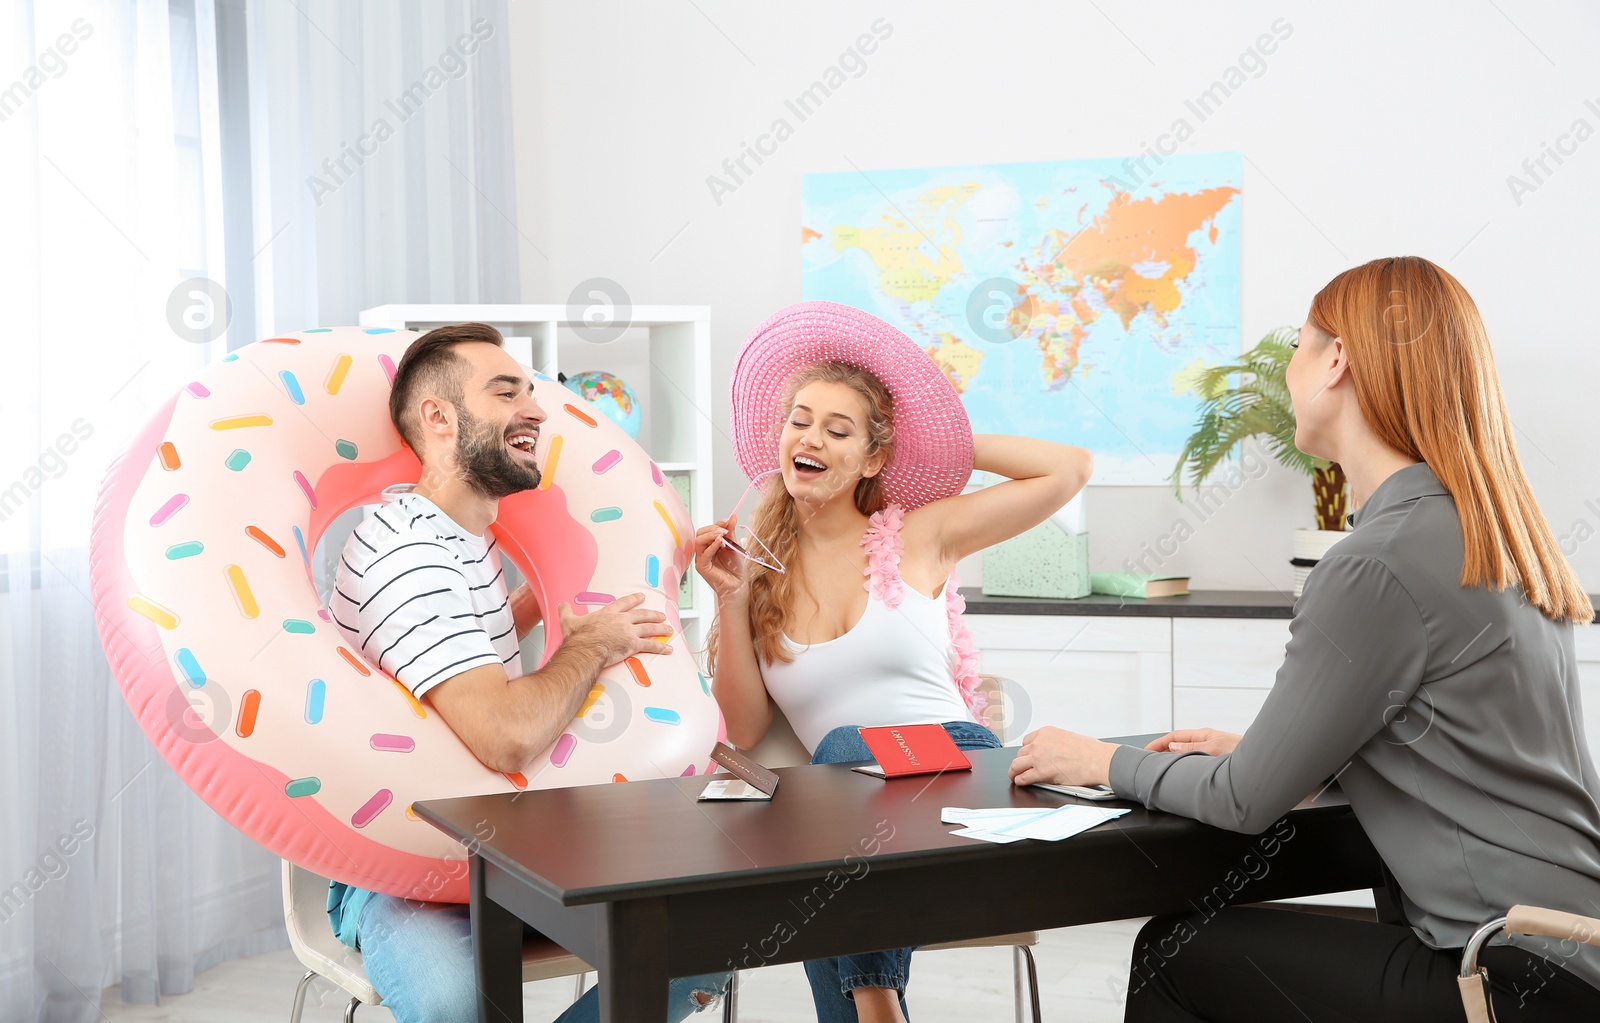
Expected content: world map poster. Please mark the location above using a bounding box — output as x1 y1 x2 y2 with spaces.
801 153 1242 485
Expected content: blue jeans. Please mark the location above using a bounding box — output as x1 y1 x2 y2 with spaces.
357 892 728 1023
803 720 1001 1022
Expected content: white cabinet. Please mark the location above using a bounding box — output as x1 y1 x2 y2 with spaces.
963 615 1172 742
1171 618 1290 734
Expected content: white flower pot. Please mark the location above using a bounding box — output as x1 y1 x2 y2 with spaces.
1292 528 1348 597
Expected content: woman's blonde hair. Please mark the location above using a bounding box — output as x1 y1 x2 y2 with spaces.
1308 256 1592 623
706 362 895 671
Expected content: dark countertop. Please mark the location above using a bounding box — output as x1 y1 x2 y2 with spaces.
959 588 1600 620
959 587 1297 619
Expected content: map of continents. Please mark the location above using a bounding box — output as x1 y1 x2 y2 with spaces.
801 153 1241 485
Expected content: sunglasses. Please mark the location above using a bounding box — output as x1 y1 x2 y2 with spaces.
718 468 785 573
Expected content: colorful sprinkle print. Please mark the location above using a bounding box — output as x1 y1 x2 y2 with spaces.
351 788 392 828
293 470 317 509
236 689 261 737
210 414 273 430
262 337 300 345
538 434 563 490
625 657 651 688
698 672 711 696
591 506 623 523
337 646 371 676
283 619 315 634
224 449 252 471
246 526 285 558
646 554 660 587
378 353 397 382
612 773 628 783
654 501 680 546
186 382 210 398
292 525 309 565
158 442 181 471
578 683 605 716
335 439 358 460
574 591 615 605
150 494 188 526
165 541 204 560
285 777 321 797
174 648 205 687
225 564 259 618
279 370 305 405
127 594 179 629
370 733 415 753
325 354 352 395
551 733 578 767
680 764 697 777
504 772 527 790
563 403 597 428
389 677 426 719
363 327 394 334
644 707 681 725
592 449 622 474
650 462 663 486
305 679 326 723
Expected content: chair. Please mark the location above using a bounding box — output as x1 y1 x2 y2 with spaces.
281 859 594 1022
1458 904 1600 1022
736 675 1044 1023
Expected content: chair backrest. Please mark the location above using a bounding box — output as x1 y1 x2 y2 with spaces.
281 860 381 1004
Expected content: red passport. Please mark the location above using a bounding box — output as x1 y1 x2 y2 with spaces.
856 724 972 778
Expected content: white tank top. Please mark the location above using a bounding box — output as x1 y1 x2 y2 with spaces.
759 506 978 754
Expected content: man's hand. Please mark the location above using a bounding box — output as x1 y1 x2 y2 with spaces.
1007 726 1118 788
1144 728 1241 757
557 593 670 666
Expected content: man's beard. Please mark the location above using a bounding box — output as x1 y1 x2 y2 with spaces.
454 406 541 499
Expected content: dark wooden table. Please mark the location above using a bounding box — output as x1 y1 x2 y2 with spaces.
414 743 1385 1022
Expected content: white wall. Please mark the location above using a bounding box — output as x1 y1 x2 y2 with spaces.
506 0 1600 592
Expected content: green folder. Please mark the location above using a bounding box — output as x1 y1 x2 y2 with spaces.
1089 572 1189 599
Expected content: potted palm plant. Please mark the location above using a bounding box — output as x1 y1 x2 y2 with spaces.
1172 326 1349 596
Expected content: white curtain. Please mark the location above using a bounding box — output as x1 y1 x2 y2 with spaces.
0 1 518 1019
243 0 521 336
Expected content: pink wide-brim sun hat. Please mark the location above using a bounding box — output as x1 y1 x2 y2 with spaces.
731 301 975 510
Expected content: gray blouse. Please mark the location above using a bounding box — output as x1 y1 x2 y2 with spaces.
1110 462 1600 989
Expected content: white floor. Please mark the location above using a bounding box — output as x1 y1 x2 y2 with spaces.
96 920 1144 1022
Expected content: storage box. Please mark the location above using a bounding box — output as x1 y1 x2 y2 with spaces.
981 522 1091 599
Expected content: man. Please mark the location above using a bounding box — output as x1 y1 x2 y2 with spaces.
327 322 725 1022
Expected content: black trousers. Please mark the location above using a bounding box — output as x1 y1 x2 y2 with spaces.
1122 906 1600 1022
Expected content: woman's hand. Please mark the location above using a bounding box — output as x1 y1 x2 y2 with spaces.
1007 726 1119 788
694 515 749 604
1145 728 1241 757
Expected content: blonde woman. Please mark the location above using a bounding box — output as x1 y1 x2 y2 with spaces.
696 301 1092 1023
1010 257 1600 1020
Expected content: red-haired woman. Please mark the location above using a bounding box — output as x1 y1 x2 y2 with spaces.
1011 257 1600 1020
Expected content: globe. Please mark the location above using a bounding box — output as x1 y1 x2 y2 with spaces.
561 370 642 439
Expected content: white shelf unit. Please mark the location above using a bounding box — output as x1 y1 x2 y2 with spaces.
357 304 715 647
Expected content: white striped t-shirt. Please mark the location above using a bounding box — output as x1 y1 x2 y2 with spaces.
331 486 522 698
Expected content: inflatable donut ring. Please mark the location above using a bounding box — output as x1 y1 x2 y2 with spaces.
88 326 717 902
